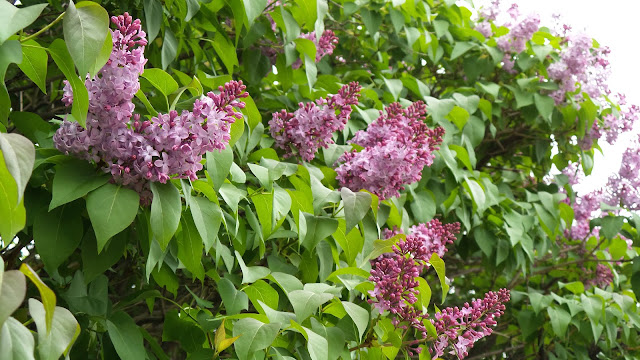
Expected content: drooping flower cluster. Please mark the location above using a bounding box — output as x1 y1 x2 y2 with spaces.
368 220 460 355
476 2 539 73
292 30 339 69
547 32 611 104
495 4 540 55
269 82 361 161
335 101 444 200
54 13 247 202
431 289 511 358
603 135 640 210
602 94 640 144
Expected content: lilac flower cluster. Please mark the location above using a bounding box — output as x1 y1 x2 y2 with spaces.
335 102 444 200
547 32 611 104
495 5 540 55
602 94 640 144
431 289 511 358
603 135 640 210
292 30 339 69
269 82 361 161
583 264 613 289
54 13 247 202
368 220 460 355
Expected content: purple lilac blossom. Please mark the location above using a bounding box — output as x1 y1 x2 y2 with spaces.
53 13 248 203
431 289 511 359
292 30 339 69
603 135 640 210
269 82 361 161
547 32 611 104
583 264 613 289
368 220 460 355
335 101 444 200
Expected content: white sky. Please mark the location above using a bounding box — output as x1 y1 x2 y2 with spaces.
471 0 640 193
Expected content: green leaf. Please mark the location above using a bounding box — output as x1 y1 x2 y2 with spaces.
429 253 449 303
416 277 431 310
601 215 624 240
177 213 205 280
150 182 181 250
465 178 486 213
340 302 368 340
241 95 262 130
332 219 364 266
449 144 473 171
0 2 47 44
245 280 279 314
0 270 26 328
48 39 89 126
81 230 127 283
29 299 80 360
218 277 249 315
106 311 146 360
383 78 403 101
33 202 83 271
243 0 268 27
299 212 339 251
534 93 554 123
303 326 329 360
446 106 470 130
141 68 179 97
19 264 56 331
162 309 206 352
473 226 494 257
561 281 585 294
86 183 139 253
8 111 51 143
18 40 47 93
229 114 245 146
0 317 36 359
340 187 371 234
450 41 475 60
189 196 222 253
0 134 33 205
212 31 239 74
49 159 110 210
0 40 21 124
185 0 201 21
207 147 233 191
288 289 334 321
232 318 279 360
235 251 271 284
161 27 178 70
63 1 109 77
547 306 571 337
144 0 163 41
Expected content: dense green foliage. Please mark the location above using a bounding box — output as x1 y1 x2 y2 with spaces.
2 0 640 359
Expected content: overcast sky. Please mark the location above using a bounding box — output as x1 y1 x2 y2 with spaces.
470 0 640 193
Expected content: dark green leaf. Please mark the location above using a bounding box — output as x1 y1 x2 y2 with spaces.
33 202 83 271
49 159 110 210
86 183 139 253
106 311 146 360
18 40 47 93
150 182 181 250
0 2 47 44
63 1 109 76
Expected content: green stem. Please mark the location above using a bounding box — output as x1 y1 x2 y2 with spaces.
21 12 65 43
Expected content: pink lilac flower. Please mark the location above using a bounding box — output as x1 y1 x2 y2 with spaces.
547 32 611 104
603 135 640 210
602 94 639 144
431 289 510 359
475 21 493 38
496 11 540 54
292 30 339 69
269 82 361 161
368 220 460 355
335 101 444 200
577 120 602 150
54 13 248 203
583 264 613 289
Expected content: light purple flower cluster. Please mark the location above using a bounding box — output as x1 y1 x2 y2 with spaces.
565 189 601 240
292 30 339 69
602 94 640 144
335 102 444 200
603 135 640 210
583 264 613 289
431 289 510 359
54 13 248 202
547 32 611 104
269 82 361 161
368 220 460 355
495 5 540 55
